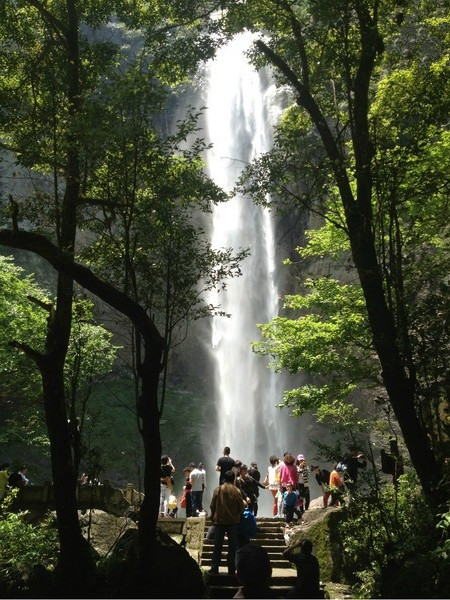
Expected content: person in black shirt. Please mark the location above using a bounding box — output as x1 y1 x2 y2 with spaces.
248 463 264 514
236 464 266 516
216 446 236 484
311 465 331 508
233 543 279 598
343 447 366 488
283 539 322 599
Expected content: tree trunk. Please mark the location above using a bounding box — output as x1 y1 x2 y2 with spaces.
40 356 94 592
255 11 443 504
137 350 164 567
346 210 442 501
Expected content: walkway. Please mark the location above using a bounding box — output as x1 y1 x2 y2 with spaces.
201 517 297 598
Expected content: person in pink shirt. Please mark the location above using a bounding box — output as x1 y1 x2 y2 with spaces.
279 453 300 521
279 453 299 490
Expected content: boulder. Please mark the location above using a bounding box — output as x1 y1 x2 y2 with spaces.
104 527 204 598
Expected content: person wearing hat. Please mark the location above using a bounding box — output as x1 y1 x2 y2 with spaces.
233 543 279 598
329 463 345 507
296 454 310 511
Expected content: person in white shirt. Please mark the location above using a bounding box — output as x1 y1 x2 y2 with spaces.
190 462 206 515
264 456 282 517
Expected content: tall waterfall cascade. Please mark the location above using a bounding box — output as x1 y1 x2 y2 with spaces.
204 33 302 514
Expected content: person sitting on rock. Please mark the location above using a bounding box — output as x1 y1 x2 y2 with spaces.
283 538 323 599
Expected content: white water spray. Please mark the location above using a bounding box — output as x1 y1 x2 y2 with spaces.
205 34 300 513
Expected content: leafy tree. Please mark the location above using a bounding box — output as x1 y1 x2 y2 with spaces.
253 276 374 425
77 66 247 413
0 255 116 469
340 472 450 598
214 0 449 505
0 0 245 583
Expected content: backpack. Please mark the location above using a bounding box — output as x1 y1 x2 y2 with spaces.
238 507 257 538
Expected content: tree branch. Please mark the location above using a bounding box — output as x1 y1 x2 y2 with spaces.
27 295 53 313
0 229 164 356
9 340 44 364
255 39 355 212
25 0 69 48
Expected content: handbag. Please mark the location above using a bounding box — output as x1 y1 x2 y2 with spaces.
180 491 186 509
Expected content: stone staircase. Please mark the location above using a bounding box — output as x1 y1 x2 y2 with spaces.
201 517 297 598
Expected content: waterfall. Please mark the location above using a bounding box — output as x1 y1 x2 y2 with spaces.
204 33 300 514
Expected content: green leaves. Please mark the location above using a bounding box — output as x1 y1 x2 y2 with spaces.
253 276 375 423
0 256 116 448
0 493 58 596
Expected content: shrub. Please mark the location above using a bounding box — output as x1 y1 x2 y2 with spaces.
340 472 449 598
0 491 59 597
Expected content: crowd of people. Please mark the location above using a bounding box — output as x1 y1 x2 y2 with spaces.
157 445 366 597
209 446 332 599
159 445 366 524
159 456 208 518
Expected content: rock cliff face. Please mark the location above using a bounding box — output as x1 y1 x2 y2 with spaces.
283 496 349 585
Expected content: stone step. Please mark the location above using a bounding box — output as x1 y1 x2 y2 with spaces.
202 547 290 566
202 517 294 598
204 531 286 540
203 538 286 548
205 519 285 533
203 542 285 556
208 585 294 599
205 568 298 599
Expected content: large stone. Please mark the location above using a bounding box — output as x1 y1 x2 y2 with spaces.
105 527 205 598
79 510 137 557
282 499 348 584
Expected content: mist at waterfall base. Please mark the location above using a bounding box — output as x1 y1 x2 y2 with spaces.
200 33 312 517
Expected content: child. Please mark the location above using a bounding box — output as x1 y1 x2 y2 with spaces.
168 493 178 518
283 483 298 525
183 467 193 517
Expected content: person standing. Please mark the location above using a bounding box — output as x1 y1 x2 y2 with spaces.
160 455 175 516
283 538 322 599
329 464 345 507
0 463 9 500
311 465 331 508
264 456 282 517
8 466 29 488
190 462 206 516
279 453 299 518
343 447 367 488
297 454 311 511
183 467 193 517
248 462 261 484
280 454 299 491
247 462 265 517
283 483 301 526
216 446 236 485
236 464 266 516
209 470 245 575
